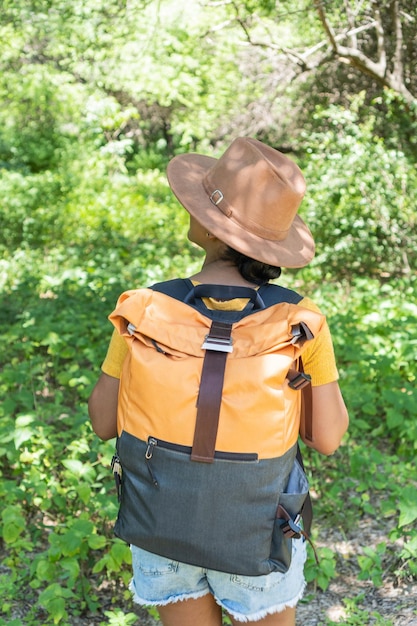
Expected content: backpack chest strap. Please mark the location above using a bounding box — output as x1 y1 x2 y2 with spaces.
191 321 233 463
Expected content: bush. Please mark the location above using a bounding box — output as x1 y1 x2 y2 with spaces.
298 97 417 281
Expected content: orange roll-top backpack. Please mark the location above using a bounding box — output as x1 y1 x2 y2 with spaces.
109 279 325 576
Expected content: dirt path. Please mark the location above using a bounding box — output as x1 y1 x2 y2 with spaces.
296 518 417 625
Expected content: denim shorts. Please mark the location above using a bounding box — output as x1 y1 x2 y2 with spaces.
129 539 307 622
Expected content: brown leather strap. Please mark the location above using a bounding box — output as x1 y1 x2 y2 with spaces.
295 444 313 536
300 358 313 442
192 323 313 461
191 321 232 463
288 321 314 442
287 358 313 442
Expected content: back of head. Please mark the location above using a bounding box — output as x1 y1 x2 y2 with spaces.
221 246 282 285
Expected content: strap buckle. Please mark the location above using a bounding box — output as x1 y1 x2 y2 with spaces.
201 335 233 353
277 505 303 539
288 372 311 390
280 517 303 539
201 320 234 353
209 189 224 206
290 321 314 346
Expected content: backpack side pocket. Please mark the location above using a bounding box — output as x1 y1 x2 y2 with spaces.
269 459 309 571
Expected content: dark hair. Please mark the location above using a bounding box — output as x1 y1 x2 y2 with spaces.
221 246 281 285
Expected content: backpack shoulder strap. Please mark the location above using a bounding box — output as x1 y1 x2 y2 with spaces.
150 278 194 300
151 279 303 312
258 284 313 443
257 283 303 306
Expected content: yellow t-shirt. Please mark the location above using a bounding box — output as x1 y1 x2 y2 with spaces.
101 289 338 387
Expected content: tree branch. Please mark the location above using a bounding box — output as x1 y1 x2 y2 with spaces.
344 0 358 48
205 0 416 104
391 0 404 81
371 0 386 73
313 0 415 104
313 0 339 50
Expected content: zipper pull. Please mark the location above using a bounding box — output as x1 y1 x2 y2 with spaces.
145 437 159 487
111 454 122 502
145 437 158 460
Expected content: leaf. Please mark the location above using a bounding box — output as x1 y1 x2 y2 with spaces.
399 486 417 527
110 541 131 567
36 559 57 582
1 506 25 543
92 556 107 574
316 572 330 591
62 459 96 482
71 518 94 535
13 414 37 449
76 483 91 504
400 535 417 559
61 530 83 556
39 583 75 601
13 427 35 449
61 558 80 583
61 459 85 475
45 597 66 624
88 534 106 550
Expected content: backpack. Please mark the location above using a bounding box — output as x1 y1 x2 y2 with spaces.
109 279 325 576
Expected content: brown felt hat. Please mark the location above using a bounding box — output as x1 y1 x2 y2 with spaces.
167 137 314 267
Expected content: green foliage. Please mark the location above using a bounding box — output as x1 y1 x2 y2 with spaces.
324 277 417 451
325 594 394 626
294 273 417 605
28 517 117 621
357 543 387 587
299 95 417 280
100 609 139 626
305 546 337 591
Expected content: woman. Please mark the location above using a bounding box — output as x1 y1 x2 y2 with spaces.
89 137 349 626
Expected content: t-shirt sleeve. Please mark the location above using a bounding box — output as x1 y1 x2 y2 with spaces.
298 297 339 386
101 328 128 379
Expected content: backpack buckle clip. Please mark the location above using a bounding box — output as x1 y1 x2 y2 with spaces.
280 517 303 539
202 335 234 353
202 320 234 353
277 506 303 539
288 372 311 390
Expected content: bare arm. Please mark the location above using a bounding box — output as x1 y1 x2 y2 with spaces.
300 381 349 455
88 372 119 440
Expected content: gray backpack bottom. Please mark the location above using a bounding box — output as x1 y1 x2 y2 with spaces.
114 431 309 576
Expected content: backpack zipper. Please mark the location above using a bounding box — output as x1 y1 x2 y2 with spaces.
145 436 258 462
145 437 159 487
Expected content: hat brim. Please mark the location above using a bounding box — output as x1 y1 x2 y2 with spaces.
167 153 315 268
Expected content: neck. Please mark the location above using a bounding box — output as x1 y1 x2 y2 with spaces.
190 259 259 288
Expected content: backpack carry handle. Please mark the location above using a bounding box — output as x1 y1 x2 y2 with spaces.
184 284 265 312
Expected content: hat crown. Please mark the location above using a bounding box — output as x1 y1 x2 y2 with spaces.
202 138 306 242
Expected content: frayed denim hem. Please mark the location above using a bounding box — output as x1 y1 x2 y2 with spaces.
217 579 307 623
129 577 210 607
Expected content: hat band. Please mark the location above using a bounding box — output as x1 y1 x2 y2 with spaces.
206 185 290 241
209 189 233 218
